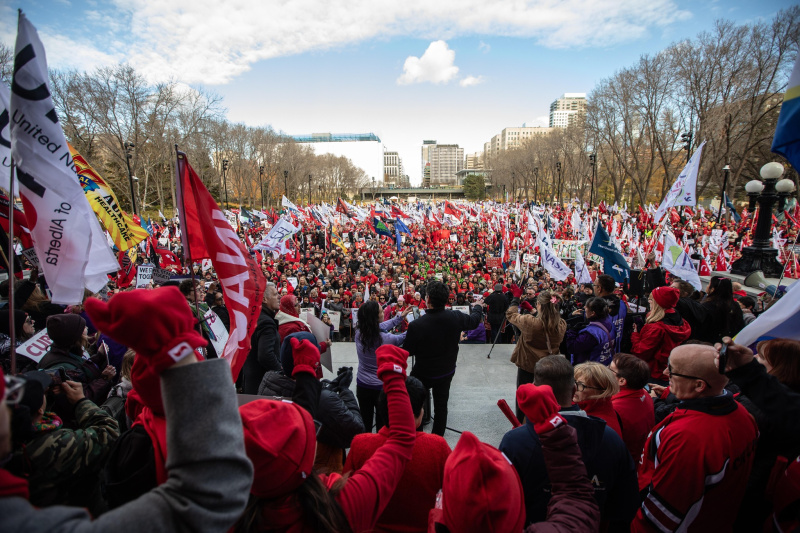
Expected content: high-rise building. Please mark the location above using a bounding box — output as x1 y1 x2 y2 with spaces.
465 152 484 170
426 143 464 187
549 93 587 128
383 150 403 186
482 126 552 163
421 140 437 181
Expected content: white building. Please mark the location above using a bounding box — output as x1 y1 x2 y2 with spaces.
383 150 403 187
549 93 587 128
423 142 464 187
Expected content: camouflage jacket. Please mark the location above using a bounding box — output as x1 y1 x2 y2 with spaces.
8 398 120 508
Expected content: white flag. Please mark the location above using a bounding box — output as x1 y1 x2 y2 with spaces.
662 233 701 291
10 13 117 304
536 233 571 282
654 141 705 224
282 195 299 213
0 85 18 196
254 217 299 255
574 248 593 284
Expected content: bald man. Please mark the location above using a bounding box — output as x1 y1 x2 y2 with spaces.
632 344 758 533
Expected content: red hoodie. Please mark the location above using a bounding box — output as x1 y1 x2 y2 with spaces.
631 312 691 380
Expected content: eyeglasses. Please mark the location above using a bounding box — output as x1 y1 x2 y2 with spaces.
666 363 711 388
575 381 605 392
3 374 26 406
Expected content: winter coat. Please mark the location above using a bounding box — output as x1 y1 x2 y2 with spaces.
674 297 708 339
240 307 280 394
258 371 365 449
499 406 639 528
565 316 614 366
506 304 567 373
577 398 622 438
355 314 406 389
698 299 745 344
7 399 119 512
276 310 312 343
1 359 253 533
612 388 655 460
403 306 484 379
485 290 509 323
631 311 691 380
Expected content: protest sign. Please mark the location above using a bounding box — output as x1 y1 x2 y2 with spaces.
17 329 52 363
203 309 230 358
306 313 333 372
326 311 341 331
136 264 154 288
21 248 40 269
486 257 502 269
452 305 470 314
152 267 172 285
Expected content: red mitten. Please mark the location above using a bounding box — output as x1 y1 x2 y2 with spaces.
85 287 205 373
289 337 320 377
376 345 408 381
520 301 534 312
510 284 523 298
517 384 567 434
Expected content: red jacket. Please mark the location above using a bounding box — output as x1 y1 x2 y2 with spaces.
633 393 758 532
345 429 451 533
631 313 691 380
578 398 622 438
612 388 655 460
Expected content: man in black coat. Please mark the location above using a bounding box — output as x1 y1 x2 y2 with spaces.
239 283 281 394
485 283 509 343
403 281 485 436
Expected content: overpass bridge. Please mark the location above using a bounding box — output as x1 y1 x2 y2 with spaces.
359 187 469 201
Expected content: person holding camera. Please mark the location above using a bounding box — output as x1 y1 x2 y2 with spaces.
5 370 119 514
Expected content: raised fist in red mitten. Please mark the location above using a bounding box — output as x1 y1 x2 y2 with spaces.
85 287 206 374
510 284 523 299
517 384 567 434
520 300 534 312
376 345 408 381
289 337 321 377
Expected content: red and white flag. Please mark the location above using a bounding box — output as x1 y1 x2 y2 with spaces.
176 151 265 382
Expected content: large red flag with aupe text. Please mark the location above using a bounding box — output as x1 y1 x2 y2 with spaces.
176 152 265 381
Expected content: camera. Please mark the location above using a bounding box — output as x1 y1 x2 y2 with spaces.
45 368 69 386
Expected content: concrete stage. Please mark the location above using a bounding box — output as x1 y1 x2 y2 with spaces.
323 342 518 450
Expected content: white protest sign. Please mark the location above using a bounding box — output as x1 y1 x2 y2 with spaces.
325 310 341 332
17 329 53 363
203 309 229 357
452 305 471 315
306 313 333 372
136 264 154 288
287 277 298 289
21 247 40 269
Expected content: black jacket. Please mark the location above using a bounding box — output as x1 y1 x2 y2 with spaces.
499 408 639 528
403 306 483 378
675 297 708 340
240 307 280 394
699 299 745 344
258 371 364 449
485 290 509 323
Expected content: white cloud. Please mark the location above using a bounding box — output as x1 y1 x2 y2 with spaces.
460 75 485 87
397 40 459 85
12 0 691 84
524 116 550 127
478 41 490 53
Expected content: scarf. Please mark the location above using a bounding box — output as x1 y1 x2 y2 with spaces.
33 412 62 433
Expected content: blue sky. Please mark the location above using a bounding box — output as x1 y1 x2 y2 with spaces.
1 0 794 185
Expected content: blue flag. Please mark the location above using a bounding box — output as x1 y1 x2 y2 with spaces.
395 217 411 234
396 230 402 252
372 217 393 238
589 222 630 283
724 193 741 223
772 54 800 171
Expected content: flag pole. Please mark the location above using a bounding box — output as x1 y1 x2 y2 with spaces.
174 145 203 342
7 160 16 375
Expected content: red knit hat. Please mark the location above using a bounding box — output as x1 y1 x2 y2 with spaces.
240 399 316 498
651 286 679 310
437 431 525 532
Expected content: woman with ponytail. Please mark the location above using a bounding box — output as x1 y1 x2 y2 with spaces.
505 286 567 421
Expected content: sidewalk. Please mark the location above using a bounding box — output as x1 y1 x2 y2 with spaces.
325 342 518 449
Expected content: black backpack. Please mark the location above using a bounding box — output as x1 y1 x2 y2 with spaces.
102 425 157 509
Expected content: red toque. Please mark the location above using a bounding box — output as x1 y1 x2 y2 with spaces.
651 286 679 310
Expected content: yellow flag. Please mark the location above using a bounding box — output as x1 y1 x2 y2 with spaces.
69 144 148 251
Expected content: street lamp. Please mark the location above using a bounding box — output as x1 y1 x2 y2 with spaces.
588 153 596 207
680 132 692 163
222 158 229 209
132 176 140 212
512 171 516 205
716 165 731 225
371 177 376 201
318 184 321 204
283 170 288 198
533 167 539 201
731 162 794 277
556 161 562 205
308 174 312 206
259 166 265 210
123 141 139 216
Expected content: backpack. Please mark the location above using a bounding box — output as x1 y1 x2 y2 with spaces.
100 395 128 433
102 425 157 509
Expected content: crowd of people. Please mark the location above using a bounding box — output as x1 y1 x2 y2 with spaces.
1 197 799 532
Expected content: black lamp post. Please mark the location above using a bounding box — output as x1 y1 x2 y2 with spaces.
512 171 516 205
283 170 288 198
308 174 312 206
533 167 539 201
318 184 321 204
556 161 562 204
222 159 229 209
124 141 139 216
371 177 376 201
259 165 265 210
716 165 730 225
680 132 692 164
731 162 796 277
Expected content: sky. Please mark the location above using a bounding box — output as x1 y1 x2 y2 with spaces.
1 0 794 185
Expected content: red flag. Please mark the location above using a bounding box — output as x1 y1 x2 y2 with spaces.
155 247 181 270
0 195 33 248
116 251 136 288
598 201 607 214
336 198 354 218
176 152 266 381
444 201 462 219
